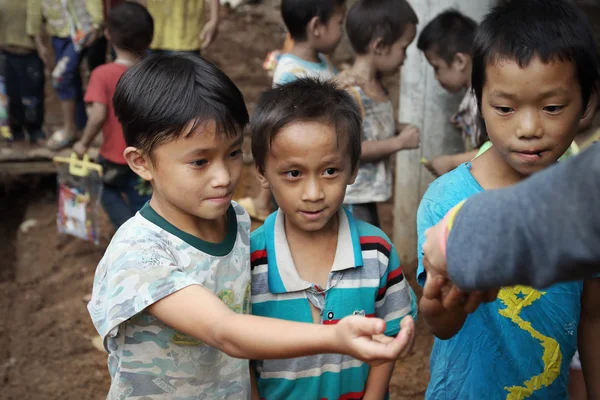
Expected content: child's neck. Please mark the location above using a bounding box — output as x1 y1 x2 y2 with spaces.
283 212 339 288
463 64 473 90
113 47 139 65
350 54 378 82
149 195 229 243
289 42 321 63
470 146 526 190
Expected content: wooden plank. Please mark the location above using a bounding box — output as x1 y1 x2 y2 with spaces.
0 161 57 175
0 144 99 163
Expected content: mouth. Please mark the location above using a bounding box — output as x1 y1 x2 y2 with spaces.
298 209 326 220
206 193 232 203
513 149 548 163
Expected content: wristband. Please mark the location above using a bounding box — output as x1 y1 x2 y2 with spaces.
438 200 467 258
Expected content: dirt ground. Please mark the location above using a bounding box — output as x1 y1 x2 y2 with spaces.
0 3 432 399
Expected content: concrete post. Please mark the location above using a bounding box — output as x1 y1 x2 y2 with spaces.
393 0 495 263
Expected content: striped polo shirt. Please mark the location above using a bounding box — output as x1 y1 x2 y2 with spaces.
250 207 417 400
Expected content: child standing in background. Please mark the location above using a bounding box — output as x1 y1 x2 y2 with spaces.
416 0 600 398
73 2 153 229
146 0 220 55
27 0 104 150
417 10 483 177
239 0 346 222
339 0 421 227
250 78 417 400
0 0 48 143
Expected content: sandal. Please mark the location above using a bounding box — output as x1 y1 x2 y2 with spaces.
238 197 270 222
46 129 75 151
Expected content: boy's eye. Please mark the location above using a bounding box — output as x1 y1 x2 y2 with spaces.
544 105 564 114
229 149 242 158
286 170 301 179
191 159 208 167
494 106 514 115
324 168 338 176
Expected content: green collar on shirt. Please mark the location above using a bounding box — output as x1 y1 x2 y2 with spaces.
140 202 238 256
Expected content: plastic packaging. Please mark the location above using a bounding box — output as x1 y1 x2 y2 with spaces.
53 153 104 244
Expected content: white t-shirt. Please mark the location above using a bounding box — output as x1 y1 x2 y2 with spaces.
88 201 252 399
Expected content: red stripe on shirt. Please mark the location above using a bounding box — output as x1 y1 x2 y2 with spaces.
377 267 404 296
323 314 375 325
251 249 267 263
359 236 391 251
338 390 366 400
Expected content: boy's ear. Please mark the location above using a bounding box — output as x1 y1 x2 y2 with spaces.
104 28 111 42
583 89 598 119
453 52 470 71
255 166 271 190
308 16 322 39
348 164 359 185
124 147 153 182
371 37 386 56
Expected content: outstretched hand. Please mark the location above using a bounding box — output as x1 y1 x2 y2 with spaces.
336 315 415 366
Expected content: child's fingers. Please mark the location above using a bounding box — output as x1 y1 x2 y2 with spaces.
441 285 464 309
463 291 484 314
398 317 416 358
423 274 446 300
351 315 386 338
483 289 500 303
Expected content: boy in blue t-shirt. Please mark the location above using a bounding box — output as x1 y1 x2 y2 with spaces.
249 78 417 400
416 0 600 398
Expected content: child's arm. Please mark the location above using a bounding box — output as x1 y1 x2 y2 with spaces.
361 125 420 163
199 0 220 50
73 103 107 156
147 284 415 364
578 277 600 399
249 364 260 400
363 361 395 400
424 150 478 177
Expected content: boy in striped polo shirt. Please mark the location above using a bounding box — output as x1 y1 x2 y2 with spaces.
249 78 417 400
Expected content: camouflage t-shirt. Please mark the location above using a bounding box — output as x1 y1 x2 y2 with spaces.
344 86 395 204
88 201 252 399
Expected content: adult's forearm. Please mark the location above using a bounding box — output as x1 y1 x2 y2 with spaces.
447 144 600 290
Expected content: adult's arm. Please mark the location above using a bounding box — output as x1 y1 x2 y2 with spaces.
447 143 600 290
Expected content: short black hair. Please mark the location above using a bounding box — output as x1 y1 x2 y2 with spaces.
472 0 600 112
114 53 249 157
107 2 154 56
281 0 345 42
251 78 362 173
346 0 418 55
417 9 477 65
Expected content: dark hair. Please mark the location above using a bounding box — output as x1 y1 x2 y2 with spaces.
107 2 154 56
472 0 600 113
346 0 418 55
281 0 345 42
251 78 362 173
114 53 249 157
417 9 477 65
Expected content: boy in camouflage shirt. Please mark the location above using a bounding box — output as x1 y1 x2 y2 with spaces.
87 53 415 399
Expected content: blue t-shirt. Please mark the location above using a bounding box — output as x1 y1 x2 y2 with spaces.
272 53 337 87
416 163 583 400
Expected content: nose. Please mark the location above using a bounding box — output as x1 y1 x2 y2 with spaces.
301 176 324 202
210 162 231 188
516 109 543 139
